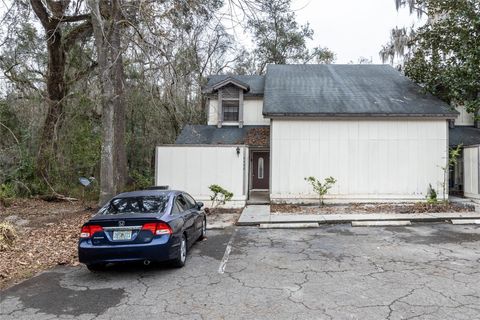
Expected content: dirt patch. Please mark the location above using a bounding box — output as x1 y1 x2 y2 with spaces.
205 207 242 228
271 202 475 215
206 207 242 215
0 199 96 290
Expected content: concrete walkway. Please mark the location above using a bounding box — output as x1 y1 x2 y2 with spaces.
237 205 480 226
237 205 270 225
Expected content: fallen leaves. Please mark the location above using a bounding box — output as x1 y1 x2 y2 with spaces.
0 199 95 289
271 202 475 215
243 127 270 146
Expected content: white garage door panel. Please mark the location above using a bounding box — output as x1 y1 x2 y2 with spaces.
156 145 248 207
271 119 448 202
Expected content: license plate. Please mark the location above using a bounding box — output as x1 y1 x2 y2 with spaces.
112 230 132 241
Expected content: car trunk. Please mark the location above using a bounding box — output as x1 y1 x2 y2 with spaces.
86 215 165 246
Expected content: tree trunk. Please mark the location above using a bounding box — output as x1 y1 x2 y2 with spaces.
30 0 92 182
112 0 128 190
89 0 116 205
30 0 67 178
88 0 127 205
37 27 66 177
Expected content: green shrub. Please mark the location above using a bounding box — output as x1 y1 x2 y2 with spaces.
0 183 15 198
0 183 16 207
426 184 438 204
304 176 337 206
209 184 233 208
130 169 154 190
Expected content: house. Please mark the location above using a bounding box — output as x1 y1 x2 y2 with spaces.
155 64 463 207
449 107 480 200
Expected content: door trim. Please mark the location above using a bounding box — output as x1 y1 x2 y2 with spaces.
250 150 270 191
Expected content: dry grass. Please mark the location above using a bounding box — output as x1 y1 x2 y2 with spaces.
0 222 17 251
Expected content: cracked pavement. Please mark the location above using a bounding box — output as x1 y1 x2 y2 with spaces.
1 224 480 319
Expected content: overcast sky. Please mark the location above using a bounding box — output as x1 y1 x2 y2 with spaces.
0 1 423 65
267 0 424 64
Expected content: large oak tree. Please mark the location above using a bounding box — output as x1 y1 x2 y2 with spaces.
29 0 92 178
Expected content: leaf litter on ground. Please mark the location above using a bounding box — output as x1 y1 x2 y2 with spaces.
0 199 96 289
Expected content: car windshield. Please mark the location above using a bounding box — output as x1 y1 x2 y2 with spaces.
104 196 168 215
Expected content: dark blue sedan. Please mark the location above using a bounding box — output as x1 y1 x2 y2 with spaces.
78 190 206 271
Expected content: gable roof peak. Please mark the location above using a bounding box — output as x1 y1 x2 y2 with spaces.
203 75 265 96
207 76 250 93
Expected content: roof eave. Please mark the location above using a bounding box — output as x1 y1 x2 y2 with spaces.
264 112 458 119
204 92 264 98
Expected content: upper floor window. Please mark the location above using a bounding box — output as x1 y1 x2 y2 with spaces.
223 101 239 121
221 84 240 122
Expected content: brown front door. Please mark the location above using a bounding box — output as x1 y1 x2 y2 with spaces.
252 151 269 190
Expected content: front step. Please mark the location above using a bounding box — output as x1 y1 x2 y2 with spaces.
248 191 270 205
247 200 270 205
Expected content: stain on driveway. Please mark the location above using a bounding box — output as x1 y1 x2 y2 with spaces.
1 272 124 317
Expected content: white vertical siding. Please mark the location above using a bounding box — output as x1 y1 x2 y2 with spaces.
207 98 269 126
243 99 270 125
271 119 449 202
156 145 248 207
464 146 480 199
207 99 219 125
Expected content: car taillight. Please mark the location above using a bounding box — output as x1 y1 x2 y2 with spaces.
155 222 172 235
142 222 172 236
141 223 156 234
80 225 103 238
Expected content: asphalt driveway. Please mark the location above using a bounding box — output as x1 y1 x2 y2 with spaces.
1 224 480 319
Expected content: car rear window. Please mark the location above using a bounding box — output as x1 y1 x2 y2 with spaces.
104 196 168 215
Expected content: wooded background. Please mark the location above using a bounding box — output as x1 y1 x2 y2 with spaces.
0 0 336 204
0 0 478 204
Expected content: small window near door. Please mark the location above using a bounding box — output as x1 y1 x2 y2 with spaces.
258 157 264 179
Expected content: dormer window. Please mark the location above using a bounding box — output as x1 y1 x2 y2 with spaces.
207 77 250 128
223 101 239 121
222 84 240 122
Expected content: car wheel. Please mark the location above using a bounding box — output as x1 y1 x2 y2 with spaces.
199 218 207 241
86 263 106 272
172 235 187 268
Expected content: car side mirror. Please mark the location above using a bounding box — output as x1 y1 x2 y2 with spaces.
196 202 204 209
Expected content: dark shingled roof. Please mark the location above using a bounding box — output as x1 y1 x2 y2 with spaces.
449 126 480 146
263 64 458 118
175 125 269 146
204 75 265 96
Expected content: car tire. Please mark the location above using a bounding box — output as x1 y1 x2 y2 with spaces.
199 218 207 241
86 263 106 272
172 235 187 268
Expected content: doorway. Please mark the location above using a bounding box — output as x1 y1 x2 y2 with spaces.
251 151 269 190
